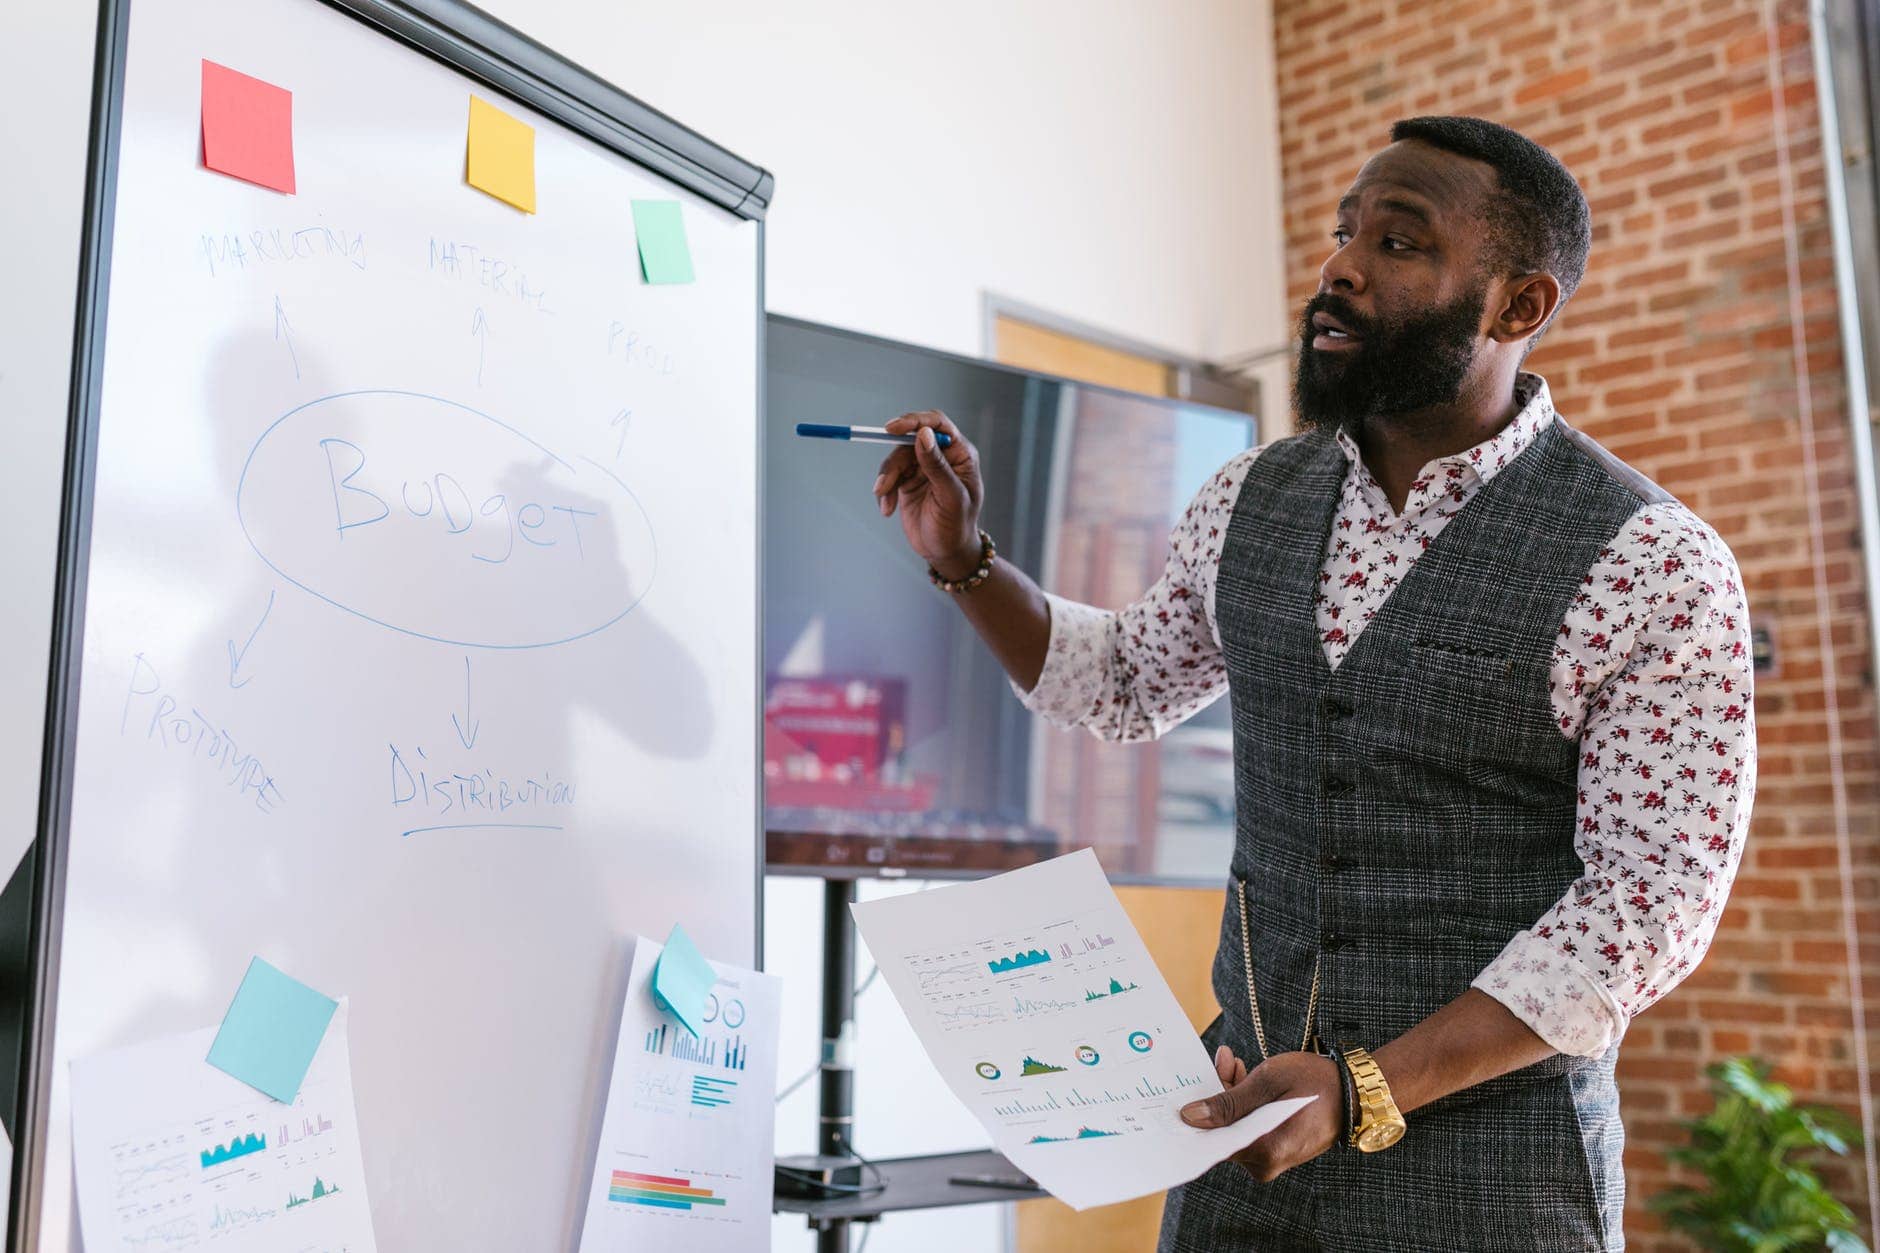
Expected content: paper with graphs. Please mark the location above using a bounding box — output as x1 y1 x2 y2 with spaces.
851 849 1313 1210
69 1001 376 1252
578 935 781 1252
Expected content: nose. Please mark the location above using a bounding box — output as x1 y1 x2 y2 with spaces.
1319 240 1365 295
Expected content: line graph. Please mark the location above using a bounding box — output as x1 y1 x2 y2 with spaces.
914 962 982 991
935 1002 1007 1028
208 1201 277 1231
119 1215 198 1249
111 1153 191 1200
1011 993 1081 1016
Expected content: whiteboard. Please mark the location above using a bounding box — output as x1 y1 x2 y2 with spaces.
27 0 765 1248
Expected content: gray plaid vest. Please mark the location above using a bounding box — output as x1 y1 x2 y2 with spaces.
1164 416 1669 1251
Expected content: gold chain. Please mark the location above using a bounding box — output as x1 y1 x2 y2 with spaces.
1235 877 1321 1062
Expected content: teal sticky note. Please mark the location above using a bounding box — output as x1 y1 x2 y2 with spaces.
631 200 695 285
652 925 716 1037
205 957 338 1103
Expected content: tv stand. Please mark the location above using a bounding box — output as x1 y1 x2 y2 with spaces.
773 877 1041 1252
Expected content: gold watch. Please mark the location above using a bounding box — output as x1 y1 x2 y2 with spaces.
1340 1046 1406 1152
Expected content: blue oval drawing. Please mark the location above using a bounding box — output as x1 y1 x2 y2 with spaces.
236 389 657 649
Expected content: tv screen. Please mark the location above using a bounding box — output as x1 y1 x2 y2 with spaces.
764 316 1258 884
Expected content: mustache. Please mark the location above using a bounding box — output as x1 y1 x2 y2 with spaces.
1300 293 1375 341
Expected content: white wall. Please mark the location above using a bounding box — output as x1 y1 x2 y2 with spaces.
4 3 1287 1250
0 1 99 879
491 0 1291 366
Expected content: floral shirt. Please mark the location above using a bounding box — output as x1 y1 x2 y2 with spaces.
1016 374 1755 1057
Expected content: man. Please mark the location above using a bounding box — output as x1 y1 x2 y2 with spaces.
867 117 1754 1250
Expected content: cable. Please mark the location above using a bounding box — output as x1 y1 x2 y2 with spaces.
775 882 935 1103
772 1133 889 1200
775 958 881 1105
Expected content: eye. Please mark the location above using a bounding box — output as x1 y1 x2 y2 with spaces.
1331 228 1351 247
1382 236 1415 252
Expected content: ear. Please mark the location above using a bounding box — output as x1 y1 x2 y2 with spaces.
1490 272 1561 347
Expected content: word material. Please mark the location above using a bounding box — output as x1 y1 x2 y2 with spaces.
71 1003 376 1251
630 201 694 284
200 60 295 194
578 936 780 1252
466 96 535 213
206 958 338 1102
851 850 1314 1211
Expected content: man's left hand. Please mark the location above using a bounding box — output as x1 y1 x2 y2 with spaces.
1179 1047 1342 1182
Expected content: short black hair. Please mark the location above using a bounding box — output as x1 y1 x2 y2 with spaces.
1389 115 1591 333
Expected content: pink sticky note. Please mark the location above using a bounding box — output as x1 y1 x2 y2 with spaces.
201 60 295 194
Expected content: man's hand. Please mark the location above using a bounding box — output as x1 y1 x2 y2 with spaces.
1179 1047 1342 1182
871 410 984 579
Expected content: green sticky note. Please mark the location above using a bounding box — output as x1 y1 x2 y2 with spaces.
631 200 695 285
205 957 338 1103
652 925 716 1037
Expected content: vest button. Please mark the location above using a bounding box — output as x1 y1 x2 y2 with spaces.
1321 931 1350 951
1320 853 1345 872
1323 775 1352 795
1321 696 1355 719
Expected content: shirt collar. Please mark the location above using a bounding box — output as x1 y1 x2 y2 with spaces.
1333 372 1557 489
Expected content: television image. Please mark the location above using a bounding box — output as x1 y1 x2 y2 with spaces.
764 316 1259 884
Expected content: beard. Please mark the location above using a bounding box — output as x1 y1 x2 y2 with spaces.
1293 285 1488 433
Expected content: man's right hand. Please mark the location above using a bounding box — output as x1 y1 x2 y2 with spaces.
872 410 985 580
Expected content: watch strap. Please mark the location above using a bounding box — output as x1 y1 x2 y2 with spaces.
1340 1044 1406 1152
1331 1041 1358 1146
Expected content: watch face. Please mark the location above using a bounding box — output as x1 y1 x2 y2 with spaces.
1358 1119 1406 1152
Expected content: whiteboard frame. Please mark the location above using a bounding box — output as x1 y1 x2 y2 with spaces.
12 0 772 1242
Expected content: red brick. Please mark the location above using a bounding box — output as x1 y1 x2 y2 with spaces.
1515 66 1593 106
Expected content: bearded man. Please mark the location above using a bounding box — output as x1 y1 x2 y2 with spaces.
864 116 1754 1250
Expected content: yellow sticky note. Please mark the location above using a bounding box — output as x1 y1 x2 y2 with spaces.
466 96 535 213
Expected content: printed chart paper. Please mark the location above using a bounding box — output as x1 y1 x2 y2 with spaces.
71 1002 376 1252
851 849 1315 1211
578 936 781 1253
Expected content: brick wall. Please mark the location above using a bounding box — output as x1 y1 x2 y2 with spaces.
1272 0 1878 1244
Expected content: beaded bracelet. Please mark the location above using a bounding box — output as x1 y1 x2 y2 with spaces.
928 530 997 594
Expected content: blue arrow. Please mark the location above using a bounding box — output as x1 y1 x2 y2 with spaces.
611 407 632 460
227 590 274 689
274 296 299 380
451 655 479 749
471 308 489 386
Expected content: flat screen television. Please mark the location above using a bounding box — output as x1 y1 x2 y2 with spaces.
764 316 1260 885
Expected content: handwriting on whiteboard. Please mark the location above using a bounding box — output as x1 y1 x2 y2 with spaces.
121 654 286 814
237 390 657 650
428 238 552 315
604 322 676 375
199 225 367 278
389 743 576 827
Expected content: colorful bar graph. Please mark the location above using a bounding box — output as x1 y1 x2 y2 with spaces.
608 1169 728 1210
644 1023 668 1055
723 1035 748 1071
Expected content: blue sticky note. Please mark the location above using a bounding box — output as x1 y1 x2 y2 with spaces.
652 925 716 1037
205 957 338 1103
631 200 695 285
